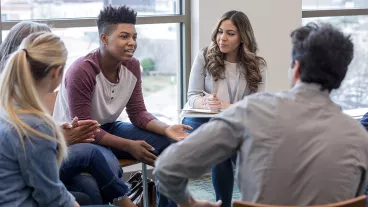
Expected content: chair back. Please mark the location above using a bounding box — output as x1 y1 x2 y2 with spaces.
233 196 367 207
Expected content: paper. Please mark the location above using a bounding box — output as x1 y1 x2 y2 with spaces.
181 108 221 114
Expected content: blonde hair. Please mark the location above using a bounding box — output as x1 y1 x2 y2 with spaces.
0 32 68 166
205 10 266 93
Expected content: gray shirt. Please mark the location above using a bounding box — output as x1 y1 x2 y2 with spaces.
154 82 368 206
187 50 266 108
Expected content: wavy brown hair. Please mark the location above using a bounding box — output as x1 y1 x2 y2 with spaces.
205 10 266 93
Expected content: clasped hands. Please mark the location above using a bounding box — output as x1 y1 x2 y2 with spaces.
202 93 231 112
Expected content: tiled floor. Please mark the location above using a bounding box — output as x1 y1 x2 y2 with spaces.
123 166 241 202
188 174 241 202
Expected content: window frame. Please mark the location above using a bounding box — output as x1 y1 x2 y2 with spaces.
2 1 367 118
303 8 368 18
302 6 368 119
0 0 191 110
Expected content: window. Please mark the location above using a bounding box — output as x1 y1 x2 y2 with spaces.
302 16 368 110
1 0 180 20
302 0 368 114
303 0 368 10
1 0 189 124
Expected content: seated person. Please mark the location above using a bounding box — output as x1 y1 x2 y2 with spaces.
359 112 368 195
360 112 368 132
0 31 80 207
53 5 191 166
183 10 266 207
0 29 133 207
154 23 368 206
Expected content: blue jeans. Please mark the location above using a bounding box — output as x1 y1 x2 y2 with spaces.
99 121 174 207
155 117 211 207
100 121 173 158
67 176 102 204
66 144 122 204
70 191 91 205
212 153 237 207
60 143 130 204
184 117 236 207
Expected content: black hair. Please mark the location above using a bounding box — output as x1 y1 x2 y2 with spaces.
97 5 137 35
290 22 354 91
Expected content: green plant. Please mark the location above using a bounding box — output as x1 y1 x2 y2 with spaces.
140 58 155 74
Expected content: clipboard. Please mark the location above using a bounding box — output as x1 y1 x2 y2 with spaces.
181 108 220 114
179 105 222 118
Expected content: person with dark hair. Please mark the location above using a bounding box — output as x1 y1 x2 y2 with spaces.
154 23 368 207
0 21 51 72
53 5 192 204
0 21 136 206
290 23 354 92
360 113 368 196
182 10 267 207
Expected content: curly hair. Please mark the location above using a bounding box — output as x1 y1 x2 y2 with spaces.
205 10 266 93
290 23 354 92
97 5 137 35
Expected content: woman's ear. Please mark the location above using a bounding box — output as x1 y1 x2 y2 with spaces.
51 65 63 79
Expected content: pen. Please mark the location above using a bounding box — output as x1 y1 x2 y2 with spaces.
201 90 221 112
202 90 210 96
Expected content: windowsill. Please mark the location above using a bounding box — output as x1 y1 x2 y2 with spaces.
343 108 368 121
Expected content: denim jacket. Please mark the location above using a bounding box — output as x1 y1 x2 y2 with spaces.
0 114 74 207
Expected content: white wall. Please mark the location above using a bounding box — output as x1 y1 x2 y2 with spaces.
191 0 302 92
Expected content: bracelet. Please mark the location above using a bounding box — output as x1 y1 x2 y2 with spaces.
111 196 125 205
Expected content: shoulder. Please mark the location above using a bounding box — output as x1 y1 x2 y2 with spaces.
341 113 368 138
219 92 277 120
247 92 277 103
225 92 280 120
337 114 368 158
260 65 267 74
197 48 207 62
20 115 54 136
65 51 100 82
19 116 58 153
123 57 141 78
259 65 267 82
0 115 54 147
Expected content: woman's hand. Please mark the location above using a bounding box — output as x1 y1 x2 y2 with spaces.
221 103 232 109
206 93 222 112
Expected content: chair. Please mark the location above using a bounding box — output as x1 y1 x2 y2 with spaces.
233 196 367 207
233 201 296 207
119 159 149 207
310 196 367 207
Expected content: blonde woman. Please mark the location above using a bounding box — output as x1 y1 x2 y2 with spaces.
0 32 131 207
0 21 136 206
0 32 76 206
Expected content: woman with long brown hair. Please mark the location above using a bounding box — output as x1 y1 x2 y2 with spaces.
183 10 267 207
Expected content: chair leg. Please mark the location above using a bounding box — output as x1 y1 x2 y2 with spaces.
142 163 149 207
